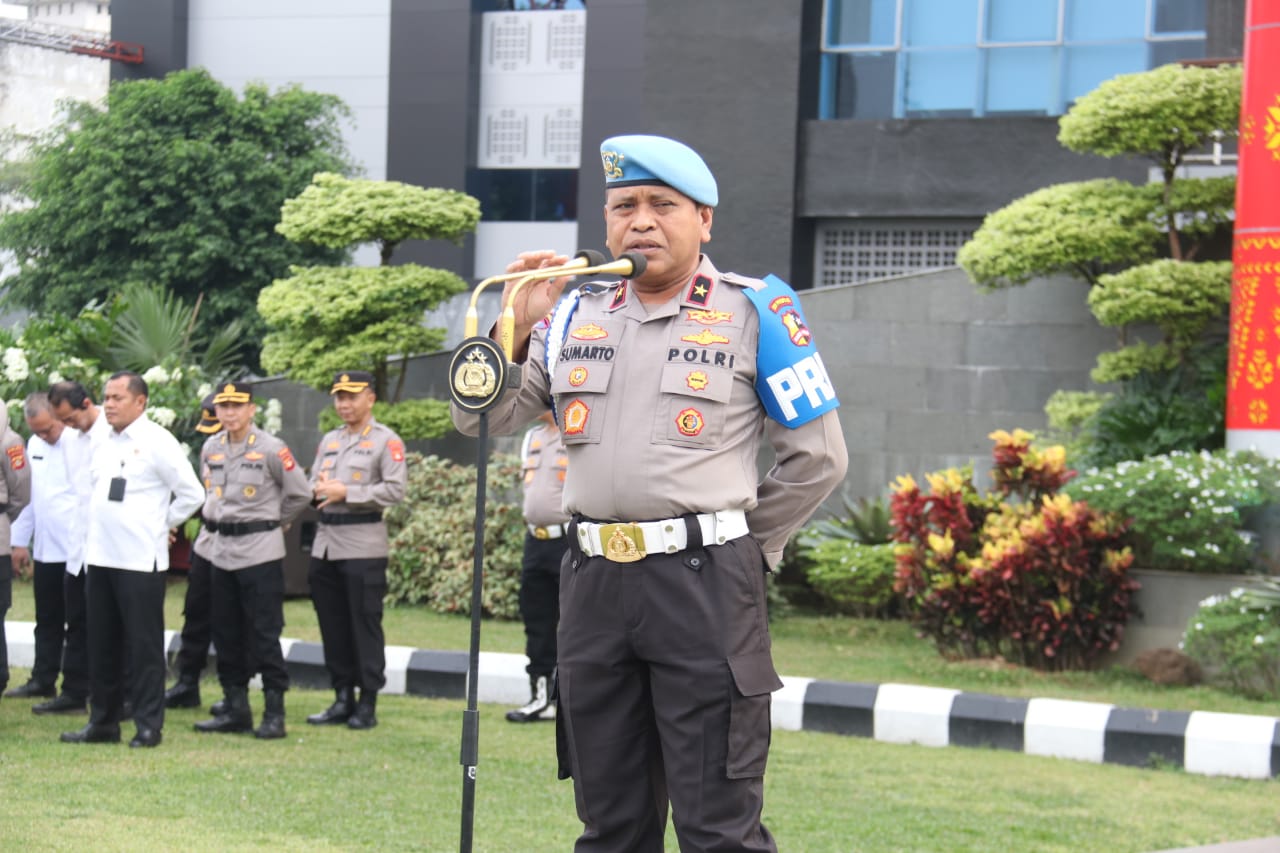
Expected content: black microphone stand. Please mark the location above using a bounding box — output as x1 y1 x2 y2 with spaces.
447 335 513 853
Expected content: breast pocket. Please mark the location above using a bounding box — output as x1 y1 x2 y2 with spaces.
551 361 615 446
231 465 265 485
653 363 734 449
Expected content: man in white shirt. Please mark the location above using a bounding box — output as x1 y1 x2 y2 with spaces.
6 393 87 714
47 380 112 717
59 372 204 749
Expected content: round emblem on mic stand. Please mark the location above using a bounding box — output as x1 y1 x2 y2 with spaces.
449 336 508 412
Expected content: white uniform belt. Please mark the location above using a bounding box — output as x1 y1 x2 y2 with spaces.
576 510 749 563
528 523 566 540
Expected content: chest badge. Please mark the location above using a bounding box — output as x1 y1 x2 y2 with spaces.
570 323 608 341
686 309 733 325
567 366 588 387
686 371 709 392
562 400 590 436
680 329 730 346
675 408 705 437
243 485 257 498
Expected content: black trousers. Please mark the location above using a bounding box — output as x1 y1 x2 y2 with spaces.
308 556 387 694
61 569 89 701
30 560 68 688
557 534 780 853
211 559 288 692
0 555 10 693
173 551 213 681
86 565 166 733
520 533 567 678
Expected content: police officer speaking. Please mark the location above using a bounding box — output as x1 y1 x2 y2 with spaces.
451 135 848 851
193 382 311 739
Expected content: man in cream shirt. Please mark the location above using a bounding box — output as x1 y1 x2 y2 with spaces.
60 372 204 749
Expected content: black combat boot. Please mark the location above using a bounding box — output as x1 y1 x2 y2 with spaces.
163 676 201 709
209 695 228 716
193 686 253 734
346 691 377 730
255 689 286 740
306 687 354 725
505 675 555 723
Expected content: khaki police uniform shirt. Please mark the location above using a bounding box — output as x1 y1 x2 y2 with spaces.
308 419 407 561
453 255 848 566
522 422 570 529
0 423 31 557
200 427 311 570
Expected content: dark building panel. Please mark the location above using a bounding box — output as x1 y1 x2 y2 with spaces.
110 0 188 82
578 0 803 283
798 117 1148 220
1206 0 1245 58
387 0 477 276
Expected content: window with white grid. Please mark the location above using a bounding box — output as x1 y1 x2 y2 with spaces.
815 219 977 286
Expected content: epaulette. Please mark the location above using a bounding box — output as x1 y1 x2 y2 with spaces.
721 271 767 292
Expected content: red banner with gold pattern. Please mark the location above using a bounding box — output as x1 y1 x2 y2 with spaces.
1227 0 1280 433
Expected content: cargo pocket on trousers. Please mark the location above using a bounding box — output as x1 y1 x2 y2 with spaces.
725 651 784 779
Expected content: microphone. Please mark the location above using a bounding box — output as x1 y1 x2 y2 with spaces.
463 249 609 339
498 252 648 360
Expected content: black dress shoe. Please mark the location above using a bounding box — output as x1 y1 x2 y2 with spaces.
129 728 162 748
33 694 88 715
5 681 56 699
163 680 201 709
60 723 121 744
346 704 377 730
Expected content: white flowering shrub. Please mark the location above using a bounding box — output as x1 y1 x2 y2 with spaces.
1182 587 1280 699
1065 449 1280 573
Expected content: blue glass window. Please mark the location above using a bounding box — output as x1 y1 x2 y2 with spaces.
985 47 1057 114
904 0 977 47
1066 0 1145 41
986 0 1057 43
827 0 896 47
818 0 1206 120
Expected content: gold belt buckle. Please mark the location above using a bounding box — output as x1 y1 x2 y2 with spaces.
600 523 646 563
533 526 550 540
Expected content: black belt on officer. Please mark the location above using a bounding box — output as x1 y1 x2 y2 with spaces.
318 511 383 526
203 518 281 536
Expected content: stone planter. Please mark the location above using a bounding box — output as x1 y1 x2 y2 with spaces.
1111 568 1262 664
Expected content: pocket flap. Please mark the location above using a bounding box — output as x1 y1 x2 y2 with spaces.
551 360 614 395
727 651 783 698
659 362 734 403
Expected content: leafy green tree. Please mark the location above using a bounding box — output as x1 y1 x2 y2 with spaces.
0 68 355 361
258 172 480 437
957 63 1242 463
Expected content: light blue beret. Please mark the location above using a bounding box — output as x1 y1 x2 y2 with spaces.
599 134 718 207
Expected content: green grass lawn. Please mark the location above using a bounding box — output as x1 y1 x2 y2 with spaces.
2 577 1278 851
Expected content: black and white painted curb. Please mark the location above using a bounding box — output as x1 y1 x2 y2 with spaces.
6 621 1277 780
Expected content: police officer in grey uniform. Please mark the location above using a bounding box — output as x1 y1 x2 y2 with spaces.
306 370 407 731
193 382 311 739
164 394 223 712
452 135 848 851
0 416 33 702
507 410 570 723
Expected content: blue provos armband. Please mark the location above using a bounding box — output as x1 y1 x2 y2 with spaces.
745 274 840 428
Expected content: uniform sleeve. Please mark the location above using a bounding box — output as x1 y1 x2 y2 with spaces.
344 431 407 509
746 409 848 568
5 435 31 521
451 324 555 438
273 442 313 523
162 433 206 529
10 503 33 548
308 436 325 487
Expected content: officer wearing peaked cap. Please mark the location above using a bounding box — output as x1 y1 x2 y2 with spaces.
193 381 311 740
163 394 224 712
452 135 848 851
306 370 407 731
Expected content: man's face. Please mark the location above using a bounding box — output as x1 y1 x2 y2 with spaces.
604 185 712 293
333 388 375 427
102 377 146 431
26 409 64 445
215 400 255 437
51 400 95 432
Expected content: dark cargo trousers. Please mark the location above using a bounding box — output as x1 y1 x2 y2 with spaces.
557 530 781 853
